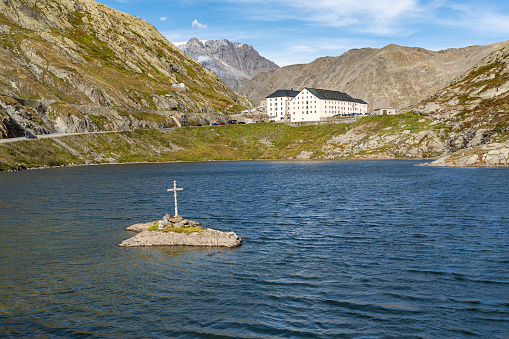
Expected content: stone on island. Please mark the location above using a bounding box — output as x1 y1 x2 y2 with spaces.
119 214 242 248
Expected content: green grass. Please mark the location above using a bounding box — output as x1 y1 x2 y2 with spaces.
49 102 84 118
0 114 446 171
88 115 108 130
162 226 205 234
0 138 83 171
148 222 159 230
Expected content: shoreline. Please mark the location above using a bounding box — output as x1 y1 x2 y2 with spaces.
0 157 439 173
1 122 507 171
4 155 509 173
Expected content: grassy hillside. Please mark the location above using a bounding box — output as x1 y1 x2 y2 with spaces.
0 0 251 116
0 114 438 171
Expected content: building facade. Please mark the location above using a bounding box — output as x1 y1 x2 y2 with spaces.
265 89 300 121
265 88 368 122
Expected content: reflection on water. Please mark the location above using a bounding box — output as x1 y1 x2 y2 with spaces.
1 161 508 338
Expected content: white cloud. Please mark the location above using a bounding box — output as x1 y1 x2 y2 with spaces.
286 0 509 37
264 37 377 66
192 19 208 29
477 14 509 34
443 5 509 36
225 0 421 35
160 17 167 21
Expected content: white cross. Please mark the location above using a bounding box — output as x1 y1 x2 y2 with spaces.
167 180 183 216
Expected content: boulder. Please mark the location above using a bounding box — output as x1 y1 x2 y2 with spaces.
170 215 184 223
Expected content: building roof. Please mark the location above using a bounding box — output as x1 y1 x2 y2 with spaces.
265 89 300 98
374 107 394 110
305 88 366 104
353 98 368 105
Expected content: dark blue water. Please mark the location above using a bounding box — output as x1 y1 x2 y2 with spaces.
0 160 508 338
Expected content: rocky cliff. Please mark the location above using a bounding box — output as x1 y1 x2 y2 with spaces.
176 38 279 90
239 43 509 109
0 0 252 138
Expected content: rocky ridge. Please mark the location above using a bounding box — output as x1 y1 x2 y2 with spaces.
0 0 252 138
176 38 279 90
119 214 242 248
239 42 509 110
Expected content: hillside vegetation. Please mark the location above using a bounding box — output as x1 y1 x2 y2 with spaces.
0 114 444 171
0 0 252 138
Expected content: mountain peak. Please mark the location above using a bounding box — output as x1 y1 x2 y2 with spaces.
177 38 279 90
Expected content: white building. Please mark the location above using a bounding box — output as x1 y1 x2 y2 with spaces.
265 88 368 123
374 107 396 115
265 89 300 121
286 88 368 122
172 82 185 89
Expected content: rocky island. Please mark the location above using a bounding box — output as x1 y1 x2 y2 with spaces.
119 214 242 248
120 180 242 248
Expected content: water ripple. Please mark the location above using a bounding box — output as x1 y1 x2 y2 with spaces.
1 161 508 338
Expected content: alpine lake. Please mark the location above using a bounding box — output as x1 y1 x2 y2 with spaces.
0 160 508 338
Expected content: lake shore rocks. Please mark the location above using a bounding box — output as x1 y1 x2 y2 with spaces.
423 141 509 167
119 215 242 248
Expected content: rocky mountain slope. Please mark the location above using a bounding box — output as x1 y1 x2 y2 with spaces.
176 38 279 90
314 44 509 167
239 42 509 109
0 0 252 138
412 45 509 166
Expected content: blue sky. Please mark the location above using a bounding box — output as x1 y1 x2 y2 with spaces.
96 0 509 66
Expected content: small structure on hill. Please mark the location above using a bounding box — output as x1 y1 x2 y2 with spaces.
172 82 186 89
374 107 396 115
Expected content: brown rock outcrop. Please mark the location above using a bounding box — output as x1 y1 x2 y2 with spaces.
424 142 509 167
